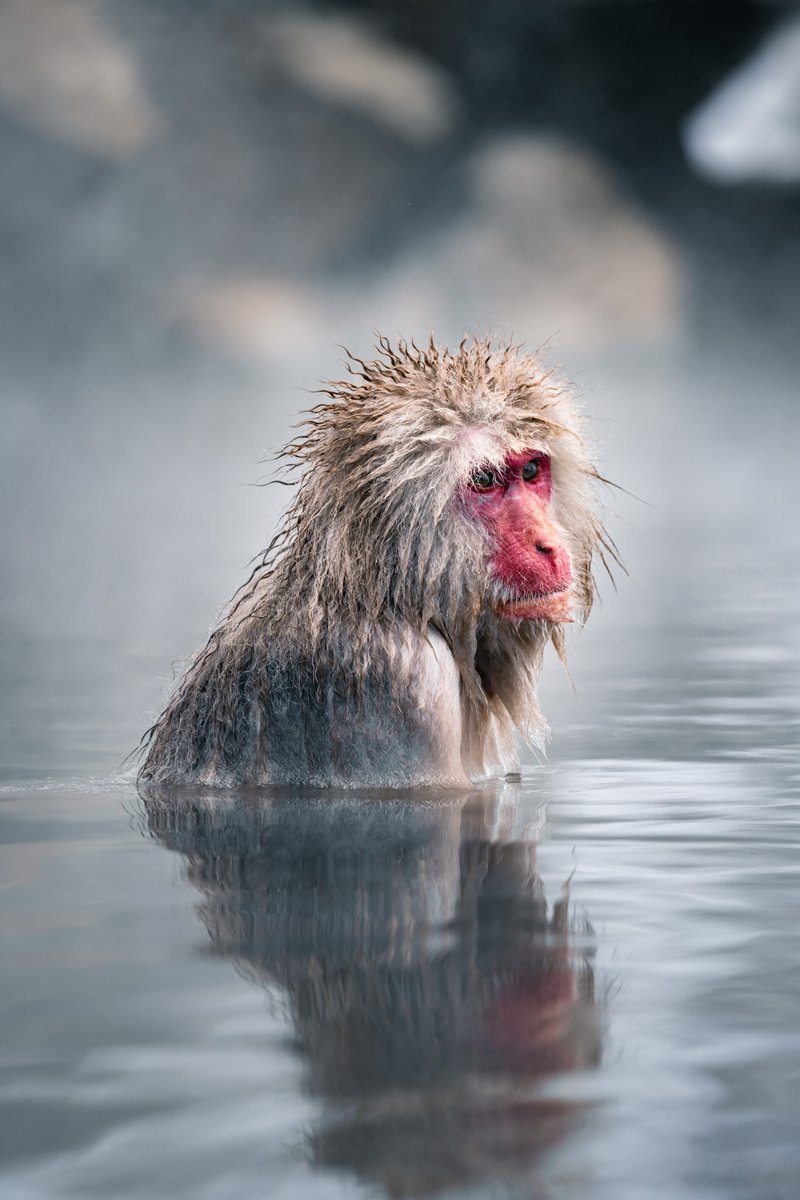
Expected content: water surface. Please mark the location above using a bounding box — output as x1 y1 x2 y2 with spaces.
2 572 798 1199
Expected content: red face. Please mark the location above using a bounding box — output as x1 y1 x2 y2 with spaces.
463 450 573 622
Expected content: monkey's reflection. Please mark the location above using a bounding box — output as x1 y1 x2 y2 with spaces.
143 786 601 1197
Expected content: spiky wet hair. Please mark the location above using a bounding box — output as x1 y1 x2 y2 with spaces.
140 336 611 783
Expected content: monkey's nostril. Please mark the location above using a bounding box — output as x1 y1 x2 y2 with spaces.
535 542 552 556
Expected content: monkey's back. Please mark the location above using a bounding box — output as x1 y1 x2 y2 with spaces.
140 627 467 789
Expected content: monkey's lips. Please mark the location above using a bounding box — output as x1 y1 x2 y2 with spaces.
495 590 574 623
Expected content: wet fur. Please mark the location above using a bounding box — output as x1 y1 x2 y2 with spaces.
139 336 611 788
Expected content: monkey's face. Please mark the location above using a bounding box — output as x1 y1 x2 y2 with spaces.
463 449 574 623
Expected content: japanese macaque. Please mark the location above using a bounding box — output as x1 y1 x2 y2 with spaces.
139 336 612 788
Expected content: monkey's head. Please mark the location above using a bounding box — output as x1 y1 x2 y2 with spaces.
279 337 604 619
260 335 611 751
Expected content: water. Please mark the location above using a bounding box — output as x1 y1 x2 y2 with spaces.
2 526 799 1200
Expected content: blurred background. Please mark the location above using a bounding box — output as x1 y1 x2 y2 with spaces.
1 0 799 776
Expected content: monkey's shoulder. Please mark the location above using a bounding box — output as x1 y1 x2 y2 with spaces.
143 624 467 788
254 627 465 787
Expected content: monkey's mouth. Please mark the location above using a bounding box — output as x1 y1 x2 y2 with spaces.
494 589 573 623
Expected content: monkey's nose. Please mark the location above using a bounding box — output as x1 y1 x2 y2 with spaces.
531 535 572 589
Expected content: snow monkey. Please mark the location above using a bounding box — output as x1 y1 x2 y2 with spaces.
139 336 614 788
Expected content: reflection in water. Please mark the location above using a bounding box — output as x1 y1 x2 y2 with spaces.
143 786 601 1197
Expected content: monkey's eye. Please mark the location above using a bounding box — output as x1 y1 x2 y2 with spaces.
521 458 541 482
471 467 500 490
